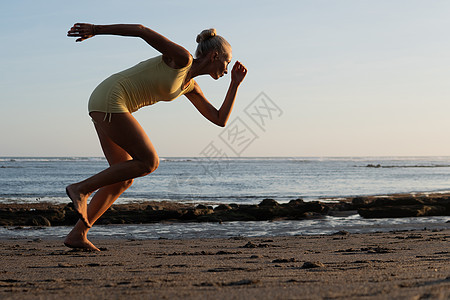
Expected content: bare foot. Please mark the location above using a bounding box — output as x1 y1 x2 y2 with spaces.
66 184 91 228
64 235 100 251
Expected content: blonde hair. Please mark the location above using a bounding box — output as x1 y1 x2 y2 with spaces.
195 28 231 59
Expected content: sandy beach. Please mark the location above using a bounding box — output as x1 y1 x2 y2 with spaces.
1 228 449 299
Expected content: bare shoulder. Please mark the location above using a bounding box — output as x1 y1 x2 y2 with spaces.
137 25 191 68
185 81 207 101
162 52 192 69
186 80 204 95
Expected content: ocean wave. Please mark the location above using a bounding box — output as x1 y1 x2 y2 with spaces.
363 164 450 169
0 196 69 204
0 157 106 162
3 156 450 163
1 217 448 240
160 157 320 164
160 158 196 163
0 165 23 169
161 156 450 164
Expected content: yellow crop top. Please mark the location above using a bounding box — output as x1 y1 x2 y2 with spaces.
88 55 195 114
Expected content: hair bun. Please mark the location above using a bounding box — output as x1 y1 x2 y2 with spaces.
196 28 217 43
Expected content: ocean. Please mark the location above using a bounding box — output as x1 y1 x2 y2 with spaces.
1 156 449 239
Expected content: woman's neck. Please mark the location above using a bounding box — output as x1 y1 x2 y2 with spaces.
187 57 210 80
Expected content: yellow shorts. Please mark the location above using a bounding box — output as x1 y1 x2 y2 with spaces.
88 74 131 114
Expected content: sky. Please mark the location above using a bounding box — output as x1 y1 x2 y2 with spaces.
1 0 450 157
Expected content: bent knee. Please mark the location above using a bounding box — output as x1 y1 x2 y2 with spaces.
108 178 134 195
114 179 134 192
122 178 134 190
141 156 159 175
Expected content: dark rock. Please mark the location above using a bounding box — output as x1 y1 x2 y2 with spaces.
215 251 239 255
373 196 423 207
259 199 279 207
195 282 215 287
229 204 274 221
301 212 324 219
364 246 391 254
195 204 209 210
31 215 51 226
352 197 372 207
1 193 449 226
405 234 423 239
214 204 232 211
181 208 213 220
288 199 304 206
223 279 259 286
272 258 296 263
332 230 349 236
358 205 448 218
242 241 257 248
329 200 356 212
241 241 271 248
301 261 325 269
354 194 450 218
366 164 381 168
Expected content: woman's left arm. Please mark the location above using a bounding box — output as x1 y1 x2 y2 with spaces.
185 61 247 127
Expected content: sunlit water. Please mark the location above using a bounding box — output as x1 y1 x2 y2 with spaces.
1 157 449 239
1 216 449 240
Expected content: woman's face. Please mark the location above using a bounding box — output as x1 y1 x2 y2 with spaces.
210 52 232 80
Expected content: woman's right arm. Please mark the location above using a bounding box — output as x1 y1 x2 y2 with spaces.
67 23 191 67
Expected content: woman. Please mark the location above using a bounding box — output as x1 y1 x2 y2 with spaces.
66 23 247 251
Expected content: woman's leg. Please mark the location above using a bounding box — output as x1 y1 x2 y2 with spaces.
66 112 159 237
64 120 137 250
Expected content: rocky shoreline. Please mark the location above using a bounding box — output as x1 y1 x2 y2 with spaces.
1 193 449 227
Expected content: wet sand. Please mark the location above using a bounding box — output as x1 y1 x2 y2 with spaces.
1 229 449 299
